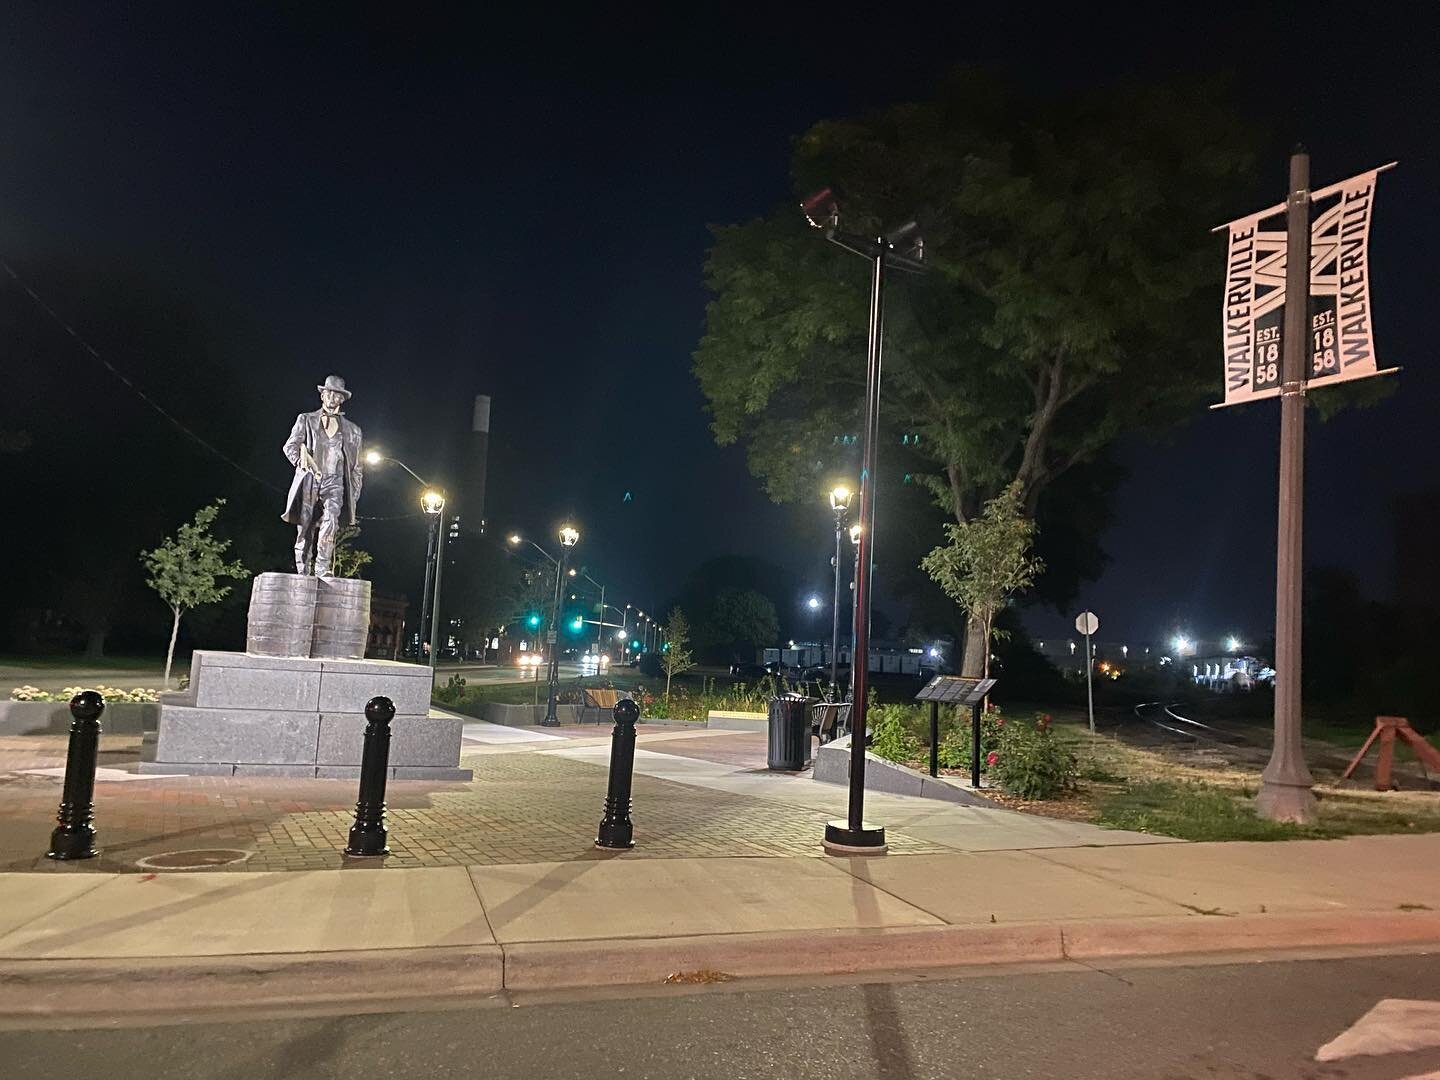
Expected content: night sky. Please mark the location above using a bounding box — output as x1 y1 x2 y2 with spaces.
2 4 1434 648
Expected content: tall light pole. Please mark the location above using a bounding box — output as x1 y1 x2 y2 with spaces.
848 522 861 703
541 525 580 725
573 570 608 656
366 451 445 669
803 187 924 857
421 489 447 675
828 485 853 701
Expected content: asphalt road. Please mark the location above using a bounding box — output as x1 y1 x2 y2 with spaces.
4 951 1439 1079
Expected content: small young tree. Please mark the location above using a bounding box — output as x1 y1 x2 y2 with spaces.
141 499 249 687
330 524 374 579
660 605 696 707
920 482 1042 681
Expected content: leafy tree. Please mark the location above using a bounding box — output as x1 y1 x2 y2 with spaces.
920 482 1042 682
700 588 780 661
141 500 249 686
445 541 537 653
693 69 1257 673
660 606 696 707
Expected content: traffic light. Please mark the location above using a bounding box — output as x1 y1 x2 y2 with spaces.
526 612 541 629
570 615 584 633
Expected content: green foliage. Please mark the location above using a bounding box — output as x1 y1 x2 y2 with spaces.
696 71 1255 515
701 588 780 659
661 606 697 703
433 674 467 706
935 728 969 769
330 525 373 579
990 712 1077 799
1096 780 1307 841
921 482 1042 678
869 703 922 763
694 72 1257 658
141 500 248 686
10 684 162 703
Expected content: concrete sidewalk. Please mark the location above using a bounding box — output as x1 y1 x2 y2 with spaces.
2 834 1437 1017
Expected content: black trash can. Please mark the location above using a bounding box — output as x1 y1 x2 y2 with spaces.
767 693 815 770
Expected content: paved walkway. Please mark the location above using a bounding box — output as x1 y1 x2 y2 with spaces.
2 719 1438 1013
1 834 1437 1015
0 722 1161 874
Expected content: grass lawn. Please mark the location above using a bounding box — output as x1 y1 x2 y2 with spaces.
1044 721 1440 841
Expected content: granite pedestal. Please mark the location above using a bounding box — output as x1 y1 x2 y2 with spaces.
141 650 470 780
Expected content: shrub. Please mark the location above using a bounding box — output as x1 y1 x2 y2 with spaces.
990 712 1077 799
869 703 921 762
433 674 467 705
935 705 1006 772
9 685 163 704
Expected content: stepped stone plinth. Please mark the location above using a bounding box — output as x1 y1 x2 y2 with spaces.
142 574 469 780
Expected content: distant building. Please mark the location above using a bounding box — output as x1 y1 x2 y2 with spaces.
366 592 408 660
763 639 949 676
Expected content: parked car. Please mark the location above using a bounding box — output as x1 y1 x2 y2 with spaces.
728 661 768 678
799 664 849 686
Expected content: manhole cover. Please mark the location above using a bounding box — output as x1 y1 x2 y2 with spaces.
135 848 254 870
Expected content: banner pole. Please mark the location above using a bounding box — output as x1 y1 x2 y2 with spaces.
1257 145 1317 822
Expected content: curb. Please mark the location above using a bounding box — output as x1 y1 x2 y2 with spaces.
0 946 504 1017
3 913 1437 1016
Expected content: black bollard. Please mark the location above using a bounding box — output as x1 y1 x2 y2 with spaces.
345 696 395 857
595 697 639 850
48 691 105 860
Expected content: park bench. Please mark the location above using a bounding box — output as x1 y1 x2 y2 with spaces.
812 701 851 745
580 687 623 724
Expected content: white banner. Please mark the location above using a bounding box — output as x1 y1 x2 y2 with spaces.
1217 168 1387 407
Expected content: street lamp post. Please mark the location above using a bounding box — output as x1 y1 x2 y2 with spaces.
848 523 861 703
421 489 447 675
573 570 607 656
803 188 924 857
828 485 853 701
540 525 581 725
365 451 446 670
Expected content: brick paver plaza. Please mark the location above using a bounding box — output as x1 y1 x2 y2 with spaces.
0 729 950 873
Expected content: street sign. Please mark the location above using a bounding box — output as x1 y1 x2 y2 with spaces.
1075 611 1098 733
545 630 557 644
1215 163 1397 409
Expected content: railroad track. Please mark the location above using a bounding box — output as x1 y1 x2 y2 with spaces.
1132 701 1253 748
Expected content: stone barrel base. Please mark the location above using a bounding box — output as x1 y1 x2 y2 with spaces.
246 572 371 660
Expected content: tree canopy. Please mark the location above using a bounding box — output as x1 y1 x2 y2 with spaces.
694 71 1258 663
697 588 780 662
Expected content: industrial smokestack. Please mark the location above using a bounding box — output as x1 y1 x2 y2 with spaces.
459 394 491 538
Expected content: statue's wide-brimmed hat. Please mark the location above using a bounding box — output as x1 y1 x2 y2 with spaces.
317 375 352 400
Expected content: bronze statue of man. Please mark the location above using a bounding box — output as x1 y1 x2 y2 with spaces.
282 375 364 577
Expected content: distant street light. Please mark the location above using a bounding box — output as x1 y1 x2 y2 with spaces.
827 484 854 701
509 526 580 724
806 595 822 610
542 525 581 725
1226 636 1242 653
